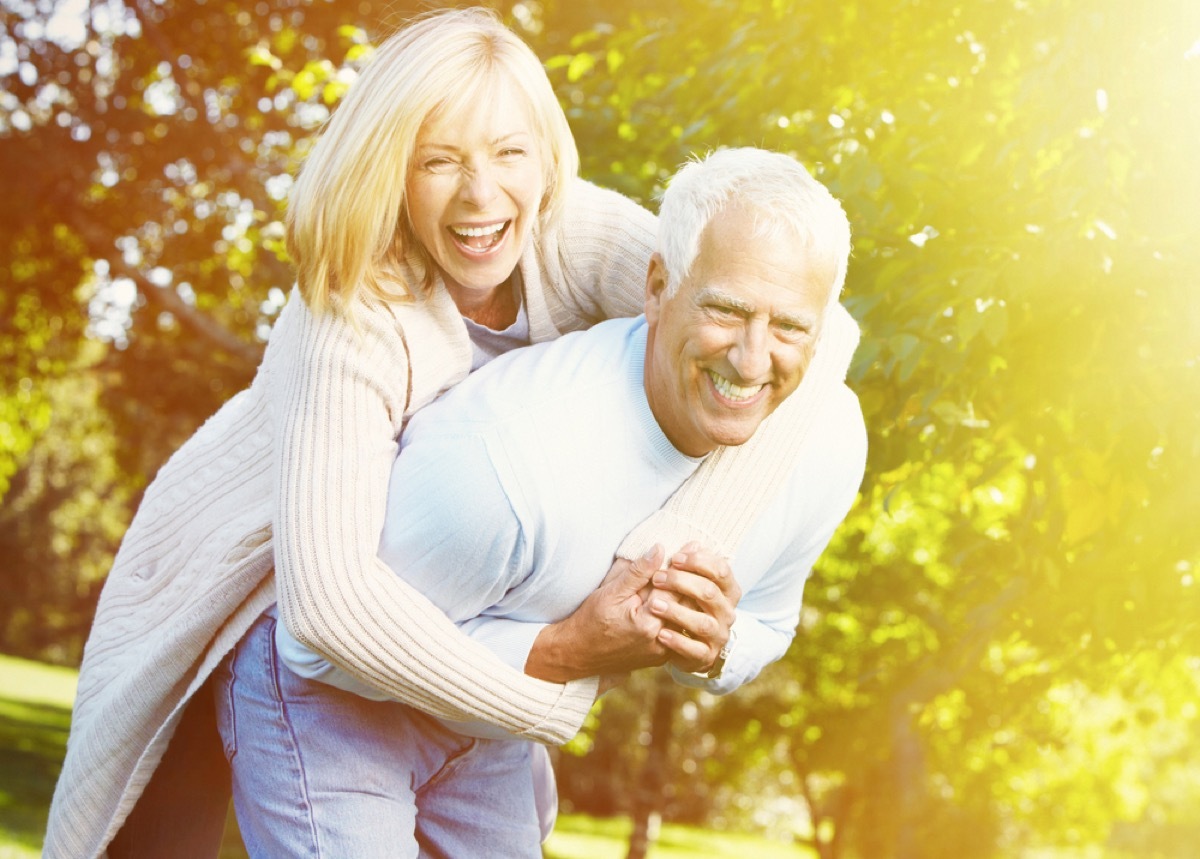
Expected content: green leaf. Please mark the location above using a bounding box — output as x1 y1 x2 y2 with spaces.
246 44 281 71
567 52 596 83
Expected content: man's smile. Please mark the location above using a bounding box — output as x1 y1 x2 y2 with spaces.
705 369 766 404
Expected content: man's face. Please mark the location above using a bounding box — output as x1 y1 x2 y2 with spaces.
644 205 834 457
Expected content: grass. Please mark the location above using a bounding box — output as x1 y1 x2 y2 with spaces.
0 653 812 859
0 656 76 859
545 814 815 858
0 653 248 859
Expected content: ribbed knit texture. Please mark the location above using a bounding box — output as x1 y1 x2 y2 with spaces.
43 177 861 859
44 179 654 859
271 289 601 739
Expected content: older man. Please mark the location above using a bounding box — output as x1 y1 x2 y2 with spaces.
233 148 866 857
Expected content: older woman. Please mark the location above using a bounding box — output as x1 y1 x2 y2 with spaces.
45 8 859 859
45 10 652 858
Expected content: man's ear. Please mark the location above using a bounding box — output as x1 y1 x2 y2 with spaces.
644 253 669 324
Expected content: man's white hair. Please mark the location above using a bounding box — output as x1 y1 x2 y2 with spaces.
657 147 851 304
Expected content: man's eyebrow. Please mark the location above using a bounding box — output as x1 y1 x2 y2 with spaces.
772 309 818 329
695 287 754 313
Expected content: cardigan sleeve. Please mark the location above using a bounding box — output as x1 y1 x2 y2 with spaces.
270 293 597 745
539 178 658 332
667 385 868 694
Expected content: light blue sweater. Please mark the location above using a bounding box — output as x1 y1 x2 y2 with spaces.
279 317 866 733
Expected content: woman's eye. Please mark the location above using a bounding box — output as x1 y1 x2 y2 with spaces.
498 147 526 159
424 157 455 171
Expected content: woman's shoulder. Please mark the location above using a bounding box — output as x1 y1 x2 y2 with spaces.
263 285 468 434
554 178 657 268
558 177 657 237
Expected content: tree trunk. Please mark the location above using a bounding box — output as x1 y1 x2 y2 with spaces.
626 679 678 859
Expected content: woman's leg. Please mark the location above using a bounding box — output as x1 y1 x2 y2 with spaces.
214 607 475 859
107 677 231 858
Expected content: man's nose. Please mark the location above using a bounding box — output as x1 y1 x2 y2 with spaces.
728 320 772 382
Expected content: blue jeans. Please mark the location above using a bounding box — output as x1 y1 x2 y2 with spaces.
213 607 543 858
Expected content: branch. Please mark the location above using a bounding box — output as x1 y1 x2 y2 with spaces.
63 214 264 370
132 270 265 370
129 0 208 120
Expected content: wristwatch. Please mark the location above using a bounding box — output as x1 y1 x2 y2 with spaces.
693 628 736 680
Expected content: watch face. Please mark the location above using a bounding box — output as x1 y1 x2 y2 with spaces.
707 629 735 679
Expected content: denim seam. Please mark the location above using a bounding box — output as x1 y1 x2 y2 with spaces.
221 644 239 762
420 737 479 793
265 614 325 859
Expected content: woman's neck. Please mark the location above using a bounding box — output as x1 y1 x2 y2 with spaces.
450 278 518 331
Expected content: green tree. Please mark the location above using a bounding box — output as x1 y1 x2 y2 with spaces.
539 0 1200 855
1 0 423 660
3 1 1198 856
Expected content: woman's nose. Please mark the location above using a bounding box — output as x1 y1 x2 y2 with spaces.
459 163 500 208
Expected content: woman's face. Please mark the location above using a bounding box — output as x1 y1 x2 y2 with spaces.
406 82 546 307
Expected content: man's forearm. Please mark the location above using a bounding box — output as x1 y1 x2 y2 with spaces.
525 621 584 682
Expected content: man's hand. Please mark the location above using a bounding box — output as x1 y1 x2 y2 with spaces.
647 543 742 675
525 546 671 682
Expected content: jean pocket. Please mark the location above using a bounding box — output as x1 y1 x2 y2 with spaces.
213 648 239 762
425 736 479 791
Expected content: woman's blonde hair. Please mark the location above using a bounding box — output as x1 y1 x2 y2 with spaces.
286 7 579 312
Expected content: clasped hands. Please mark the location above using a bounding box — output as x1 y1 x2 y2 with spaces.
525 542 742 687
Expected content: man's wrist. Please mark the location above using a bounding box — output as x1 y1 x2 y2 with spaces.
691 627 736 680
526 621 579 682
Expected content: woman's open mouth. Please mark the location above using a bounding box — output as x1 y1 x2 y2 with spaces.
449 220 511 254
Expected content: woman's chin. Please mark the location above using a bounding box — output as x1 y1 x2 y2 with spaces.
440 240 525 294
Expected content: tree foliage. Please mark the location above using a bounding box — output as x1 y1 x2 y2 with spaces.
3 0 1198 856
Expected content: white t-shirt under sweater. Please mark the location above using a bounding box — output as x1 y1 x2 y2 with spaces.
280 317 867 734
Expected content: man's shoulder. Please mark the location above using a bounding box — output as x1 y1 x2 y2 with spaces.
812 382 867 472
766 382 866 498
828 382 866 437
405 317 646 441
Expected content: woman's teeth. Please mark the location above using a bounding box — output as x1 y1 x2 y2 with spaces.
451 222 508 250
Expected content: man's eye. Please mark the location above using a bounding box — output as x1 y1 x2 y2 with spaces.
775 321 810 339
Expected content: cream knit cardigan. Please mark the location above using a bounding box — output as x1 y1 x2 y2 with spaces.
44 179 860 859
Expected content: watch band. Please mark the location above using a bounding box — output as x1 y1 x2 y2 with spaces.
692 628 736 680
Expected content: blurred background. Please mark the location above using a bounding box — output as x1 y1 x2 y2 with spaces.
1 0 1198 857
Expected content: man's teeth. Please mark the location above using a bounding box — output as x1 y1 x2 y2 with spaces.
451 222 506 238
707 371 763 401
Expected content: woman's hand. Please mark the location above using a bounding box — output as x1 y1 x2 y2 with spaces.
647 543 742 676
